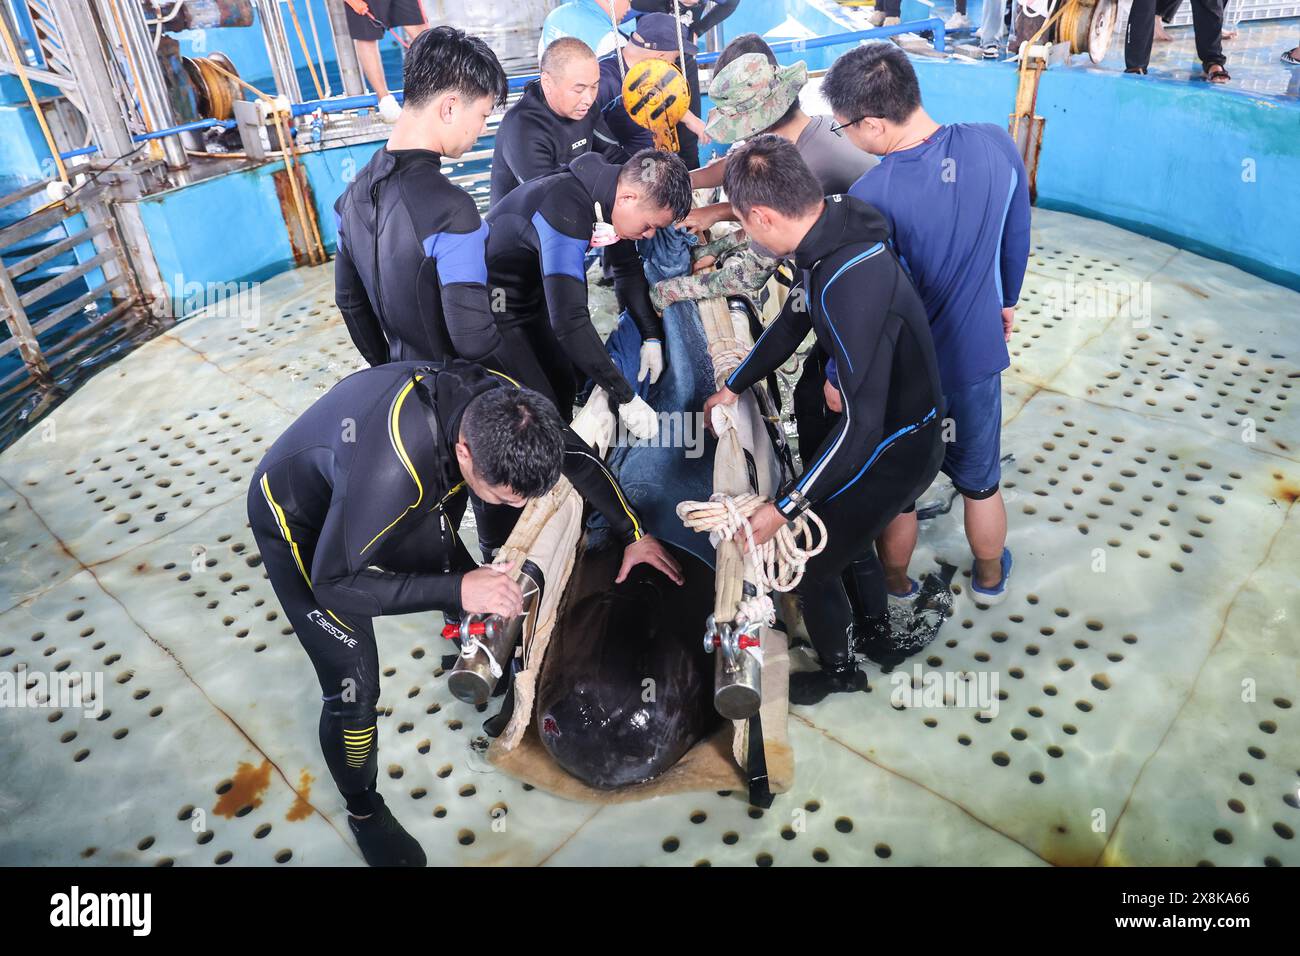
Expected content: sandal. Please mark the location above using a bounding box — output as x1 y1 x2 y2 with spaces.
1124 67 1147 75
1204 63 1230 83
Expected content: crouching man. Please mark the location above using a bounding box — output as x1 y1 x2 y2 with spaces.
249 360 681 866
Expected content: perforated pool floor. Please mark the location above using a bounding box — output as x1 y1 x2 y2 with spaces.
0 210 1296 867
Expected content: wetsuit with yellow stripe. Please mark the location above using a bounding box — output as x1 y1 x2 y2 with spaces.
248 359 641 815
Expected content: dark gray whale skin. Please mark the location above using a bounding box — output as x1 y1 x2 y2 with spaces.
537 541 721 789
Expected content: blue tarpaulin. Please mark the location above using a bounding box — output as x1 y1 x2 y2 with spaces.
586 227 719 568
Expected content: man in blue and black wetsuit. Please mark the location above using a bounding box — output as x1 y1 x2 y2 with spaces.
703 136 945 704
249 360 682 866
484 148 692 430
333 26 526 378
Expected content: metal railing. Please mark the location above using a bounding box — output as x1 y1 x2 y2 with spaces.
50 14 953 162
0 179 149 407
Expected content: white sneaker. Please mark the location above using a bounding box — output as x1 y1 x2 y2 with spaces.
377 94 402 124
945 12 974 30
866 10 887 26
981 42 1001 59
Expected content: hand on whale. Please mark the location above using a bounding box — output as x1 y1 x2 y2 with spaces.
616 535 684 585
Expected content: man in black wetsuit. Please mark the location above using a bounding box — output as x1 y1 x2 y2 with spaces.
333 26 524 377
489 37 626 207
484 148 692 434
703 136 945 704
249 360 682 866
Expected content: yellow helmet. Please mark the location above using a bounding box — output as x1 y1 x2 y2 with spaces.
621 59 689 153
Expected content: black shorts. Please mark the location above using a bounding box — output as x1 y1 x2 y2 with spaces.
345 0 425 41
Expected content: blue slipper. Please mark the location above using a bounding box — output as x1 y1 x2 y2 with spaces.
886 577 920 609
970 548 1013 606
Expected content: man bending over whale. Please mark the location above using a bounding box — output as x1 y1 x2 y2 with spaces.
703 136 945 704
249 360 681 866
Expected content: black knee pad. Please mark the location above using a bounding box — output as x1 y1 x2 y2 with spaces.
955 481 1000 501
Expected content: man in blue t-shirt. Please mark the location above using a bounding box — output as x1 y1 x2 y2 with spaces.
823 43 1030 609
539 0 633 60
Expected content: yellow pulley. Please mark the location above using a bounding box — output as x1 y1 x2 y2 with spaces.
621 58 689 153
184 51 242 121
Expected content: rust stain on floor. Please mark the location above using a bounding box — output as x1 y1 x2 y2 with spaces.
286 770 315 821
213 759 273 819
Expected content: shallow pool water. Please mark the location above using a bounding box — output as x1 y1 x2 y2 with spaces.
0 208 1295 866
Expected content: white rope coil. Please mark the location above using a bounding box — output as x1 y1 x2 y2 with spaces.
677 492 827 628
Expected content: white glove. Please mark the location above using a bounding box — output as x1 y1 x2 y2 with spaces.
618 394 658 441
637 340 664 384
377 94 403 124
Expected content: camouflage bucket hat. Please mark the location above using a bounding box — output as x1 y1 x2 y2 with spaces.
704 53 808 144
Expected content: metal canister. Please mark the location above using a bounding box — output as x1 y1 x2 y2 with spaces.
706 617 763 720
444 563 543 706
446 615 518 706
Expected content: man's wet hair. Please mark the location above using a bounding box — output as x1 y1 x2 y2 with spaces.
619 149 693 221
461 387 565 498
402 25 508 109
821 42 922 126
540 36 597 76
723 134 823 219
714 34 800 134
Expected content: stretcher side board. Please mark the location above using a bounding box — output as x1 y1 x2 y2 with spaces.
488 392 614 753
696 296 793 792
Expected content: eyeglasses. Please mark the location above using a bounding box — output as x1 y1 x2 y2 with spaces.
829 116 868 136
